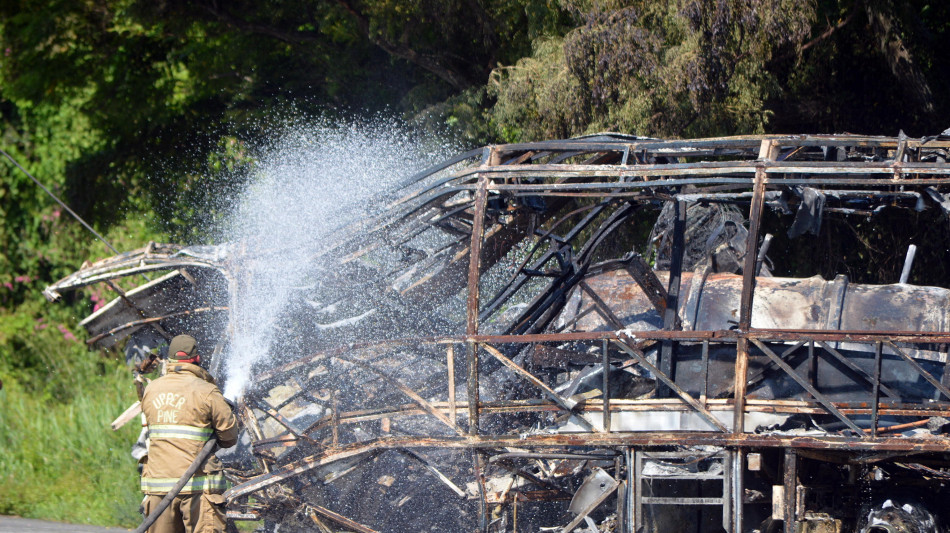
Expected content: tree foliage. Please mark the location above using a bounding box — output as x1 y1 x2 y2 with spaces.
489 0 950 141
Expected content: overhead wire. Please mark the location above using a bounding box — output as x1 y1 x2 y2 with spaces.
0 146 119 255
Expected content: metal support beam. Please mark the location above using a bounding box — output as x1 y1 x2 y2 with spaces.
613 339 728 432
659 200 686 397
783 449 798 533
816 340 900 399
885 341 950 400
481 343 601 432
872 342 883 436
750 339 863 434
467 176 490 435
734 161 768 433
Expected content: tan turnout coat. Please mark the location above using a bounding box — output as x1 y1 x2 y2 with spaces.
141 363 238 495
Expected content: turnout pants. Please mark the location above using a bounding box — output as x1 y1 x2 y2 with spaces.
143 493 226 533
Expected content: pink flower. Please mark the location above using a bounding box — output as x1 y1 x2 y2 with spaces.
14 275 31 283
58 324 77 342
3 282 12 290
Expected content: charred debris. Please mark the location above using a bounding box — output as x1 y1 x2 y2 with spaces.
45 134 950 533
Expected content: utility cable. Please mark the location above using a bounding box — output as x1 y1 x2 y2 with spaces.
0 146 119 254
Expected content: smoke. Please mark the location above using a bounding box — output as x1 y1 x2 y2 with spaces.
218 115 452 400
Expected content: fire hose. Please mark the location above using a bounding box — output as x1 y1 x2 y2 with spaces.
133 436 219 533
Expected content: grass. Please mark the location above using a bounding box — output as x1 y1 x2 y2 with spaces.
0 310 143 527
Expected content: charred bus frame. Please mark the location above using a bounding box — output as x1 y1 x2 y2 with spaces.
46 134 950 532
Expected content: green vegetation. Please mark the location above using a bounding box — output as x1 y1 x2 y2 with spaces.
0 0 949 526
0 306 141 526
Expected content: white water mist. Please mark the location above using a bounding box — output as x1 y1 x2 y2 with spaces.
219 117 451 400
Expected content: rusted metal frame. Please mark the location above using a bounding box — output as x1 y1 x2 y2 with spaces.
495 135 948 155
625 447 635 533
783 449 798 533
734 162 769 433
467 174 490 331
511 191 646 199
305 504 380 533
250 399 306 440
84 306 228 345
274 329 950 364
884 340 950 400
872 342 884 436
256 330 950 387
739 329 950 344
477 328 950 344
223 433 950 502
495 141 634 155
621 253 670 317
814 340 900 399
397 147 484 188
701 340 710 403
332 355 465 436
659 200 687 398
490 138 897 164
481 175 753 190
546 150 586 165
612 339 729 432
501 150 537 166
285 397 950 437
470 172 950 191
446 344 457 425
483 145 500 166
480 201 610 321
491 451 619 461
462 161 950 186
603 338 611 432
676 189 925 202
351 188 473 259
467 175 491 437
743 341 807 391
579 281 626 330
749 339 863 434
509 209 629 332
506 259 580 336
480 343 602 433
505 201 635 334
473 450 490 533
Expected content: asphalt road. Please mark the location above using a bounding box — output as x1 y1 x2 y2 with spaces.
0 516 128 532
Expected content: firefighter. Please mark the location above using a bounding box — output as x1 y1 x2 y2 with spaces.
140 334 238 533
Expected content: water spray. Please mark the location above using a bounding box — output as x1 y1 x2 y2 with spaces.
215 116 453 400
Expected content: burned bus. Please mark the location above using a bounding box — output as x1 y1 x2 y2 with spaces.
46 134 950 533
